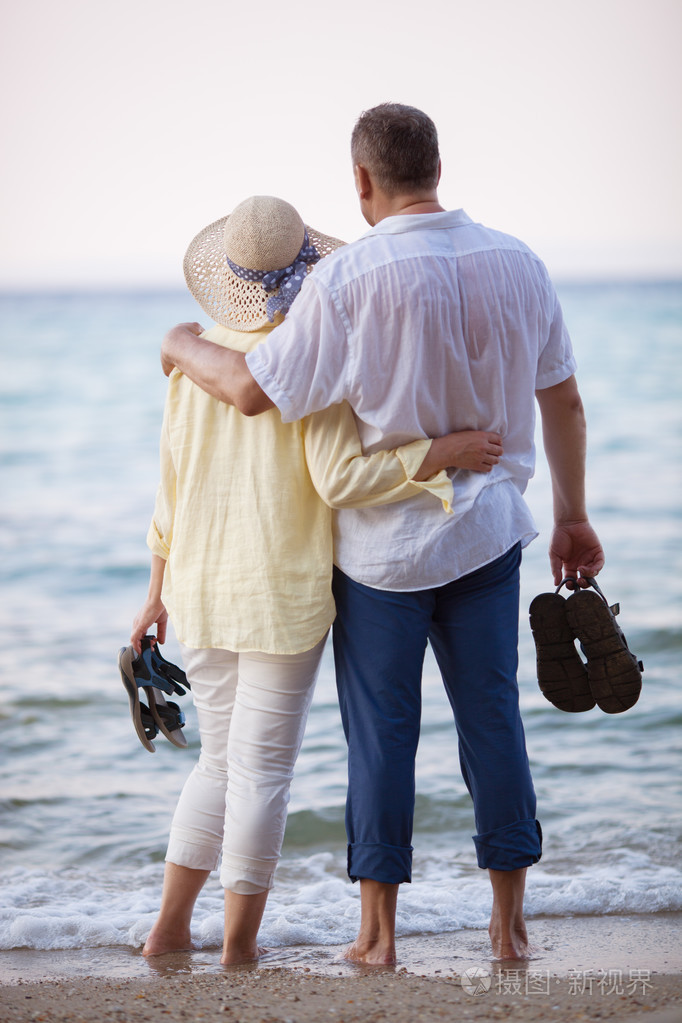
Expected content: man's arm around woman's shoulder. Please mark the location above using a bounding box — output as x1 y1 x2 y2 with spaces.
161 322 273 416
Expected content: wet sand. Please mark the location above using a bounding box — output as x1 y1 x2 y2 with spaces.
1 915 681 1022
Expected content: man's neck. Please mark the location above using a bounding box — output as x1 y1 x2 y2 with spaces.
354 163 446 226
391 197 445 217
367 193 445 226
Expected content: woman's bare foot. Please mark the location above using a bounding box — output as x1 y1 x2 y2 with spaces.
221 890 270 966
221 944 270 966
343 939 396 966
142 863 210 956
142 923 195 957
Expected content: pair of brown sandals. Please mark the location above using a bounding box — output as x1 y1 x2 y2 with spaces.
529 577 643 714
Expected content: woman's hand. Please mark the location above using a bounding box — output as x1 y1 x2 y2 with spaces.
131 599 168 655
414 431 503 481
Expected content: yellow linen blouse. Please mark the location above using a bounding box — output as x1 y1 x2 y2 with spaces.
147 323 452 653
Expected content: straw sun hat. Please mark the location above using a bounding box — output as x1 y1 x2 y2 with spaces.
183 196 345 331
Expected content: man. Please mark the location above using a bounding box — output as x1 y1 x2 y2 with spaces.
161 103 604 963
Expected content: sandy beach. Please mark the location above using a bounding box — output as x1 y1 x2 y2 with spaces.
2 969 681 1023
2 915 681 1022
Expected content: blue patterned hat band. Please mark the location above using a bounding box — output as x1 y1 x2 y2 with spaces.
184 197 344 331
225 231 320 321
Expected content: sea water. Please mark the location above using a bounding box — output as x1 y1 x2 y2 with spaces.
0 283 680 955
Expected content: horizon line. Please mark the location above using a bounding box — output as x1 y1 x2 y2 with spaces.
1 276 681 297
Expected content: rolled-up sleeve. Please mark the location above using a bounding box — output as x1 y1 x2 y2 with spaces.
535 287 577 390
145 397 175 560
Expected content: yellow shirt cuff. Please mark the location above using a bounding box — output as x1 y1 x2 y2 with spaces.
396 442 454 515
146 520 170 560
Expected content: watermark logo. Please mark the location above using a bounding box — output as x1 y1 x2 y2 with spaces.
459 967 653 998
567 969 653 996
460 967 492 995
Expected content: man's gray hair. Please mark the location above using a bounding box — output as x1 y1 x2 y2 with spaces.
351 103 440 196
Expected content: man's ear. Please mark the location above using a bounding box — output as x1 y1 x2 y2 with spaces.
436 158 442 186
354 164 372 200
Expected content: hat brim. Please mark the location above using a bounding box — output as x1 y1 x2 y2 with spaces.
184 215 345 331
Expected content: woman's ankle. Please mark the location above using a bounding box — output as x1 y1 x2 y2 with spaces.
142 920 193 956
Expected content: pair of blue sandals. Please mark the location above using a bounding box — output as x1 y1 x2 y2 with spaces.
529 576 643 714
118 636 191 752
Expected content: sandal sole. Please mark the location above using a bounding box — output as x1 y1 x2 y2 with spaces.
118 646 157 752
564 590 642 713
145 687 188 748
529 592 595 712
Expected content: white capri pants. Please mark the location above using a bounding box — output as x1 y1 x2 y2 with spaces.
166 636 326 893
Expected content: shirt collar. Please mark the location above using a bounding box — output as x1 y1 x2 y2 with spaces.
362 208 474 238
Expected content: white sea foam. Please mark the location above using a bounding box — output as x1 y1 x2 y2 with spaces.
2 850 681 952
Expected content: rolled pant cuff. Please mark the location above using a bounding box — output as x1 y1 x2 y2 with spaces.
347 842 413 884
166 835 221 872
220 853 276 894
473 818 543 871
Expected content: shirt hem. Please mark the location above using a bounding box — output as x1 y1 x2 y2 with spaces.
332 529 539 593
171 618 334 656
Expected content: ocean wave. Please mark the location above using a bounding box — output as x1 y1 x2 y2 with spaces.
1 286 680 956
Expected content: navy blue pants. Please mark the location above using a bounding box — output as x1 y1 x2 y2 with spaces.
332 543 542 884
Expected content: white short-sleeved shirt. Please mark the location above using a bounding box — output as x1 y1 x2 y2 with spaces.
247 210 577 590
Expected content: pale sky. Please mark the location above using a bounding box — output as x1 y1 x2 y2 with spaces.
1 0 680 287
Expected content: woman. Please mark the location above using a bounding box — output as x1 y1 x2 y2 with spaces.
128 196 502 963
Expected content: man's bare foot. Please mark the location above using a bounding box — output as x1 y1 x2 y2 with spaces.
344 879 399 966
488 866 533 960
343 940 396 966
489 918 532 960
142 925 195 957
